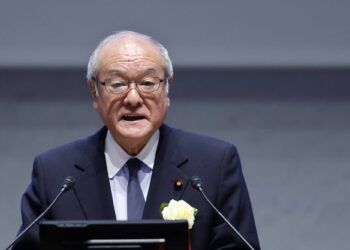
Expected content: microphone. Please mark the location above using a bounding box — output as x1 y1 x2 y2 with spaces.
190 176 255 250
61 176 75 192
5 176 75 250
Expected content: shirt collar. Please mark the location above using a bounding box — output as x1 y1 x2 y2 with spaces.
105 130 159 178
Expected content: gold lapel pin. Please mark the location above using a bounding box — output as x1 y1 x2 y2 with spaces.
174 179 184 190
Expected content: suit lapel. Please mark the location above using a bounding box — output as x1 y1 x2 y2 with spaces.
72 127 116 220
143 124 190 219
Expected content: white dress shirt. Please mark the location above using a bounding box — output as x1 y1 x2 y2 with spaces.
105 130 159 220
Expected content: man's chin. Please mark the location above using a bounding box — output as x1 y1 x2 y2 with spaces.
113 126 154 142
111 127 155 155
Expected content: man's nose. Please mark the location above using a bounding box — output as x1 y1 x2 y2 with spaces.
123 87 143 107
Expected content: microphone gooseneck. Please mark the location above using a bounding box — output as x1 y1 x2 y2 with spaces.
5 176 75 250
190 176 255 250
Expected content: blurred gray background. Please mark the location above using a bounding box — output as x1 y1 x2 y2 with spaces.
1 1 349 249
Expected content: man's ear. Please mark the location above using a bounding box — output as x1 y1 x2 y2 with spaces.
165 75 173 96
167 76 174 87
166 76 173 107
87 80 98 98
87 80 99 110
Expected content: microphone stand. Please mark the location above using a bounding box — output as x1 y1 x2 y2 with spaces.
5 176 75 250
191 176 255 250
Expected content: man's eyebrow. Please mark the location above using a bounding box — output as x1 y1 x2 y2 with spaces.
106 68 160 77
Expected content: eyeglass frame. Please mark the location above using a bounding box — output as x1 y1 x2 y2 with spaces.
91 74 167 95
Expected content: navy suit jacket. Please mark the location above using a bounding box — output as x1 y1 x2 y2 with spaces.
14 124 260 250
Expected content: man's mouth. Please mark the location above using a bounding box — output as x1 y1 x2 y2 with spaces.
122 115 145 121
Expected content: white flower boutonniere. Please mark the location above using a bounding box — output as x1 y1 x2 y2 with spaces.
160 199 198 229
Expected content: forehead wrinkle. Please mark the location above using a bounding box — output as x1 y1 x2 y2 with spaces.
105 68 161 80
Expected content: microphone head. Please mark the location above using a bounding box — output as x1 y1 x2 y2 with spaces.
62 176 75 191
190 176 203 191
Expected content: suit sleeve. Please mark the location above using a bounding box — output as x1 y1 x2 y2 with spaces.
12 156 48 250
210 144 260 250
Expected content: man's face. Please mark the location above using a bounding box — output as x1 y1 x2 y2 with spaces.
88 36 171 155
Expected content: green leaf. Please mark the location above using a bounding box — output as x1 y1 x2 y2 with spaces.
159 203 169 214
194 207 199 216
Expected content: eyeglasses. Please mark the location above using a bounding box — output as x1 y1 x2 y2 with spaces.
93 75 165 95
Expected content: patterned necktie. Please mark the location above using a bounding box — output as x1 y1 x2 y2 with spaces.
126 158 145 220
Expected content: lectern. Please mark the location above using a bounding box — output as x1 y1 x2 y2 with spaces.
40 220 188 250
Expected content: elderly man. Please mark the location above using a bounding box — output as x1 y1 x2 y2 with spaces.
14 31 260 249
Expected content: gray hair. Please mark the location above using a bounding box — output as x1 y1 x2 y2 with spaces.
86 31 173 82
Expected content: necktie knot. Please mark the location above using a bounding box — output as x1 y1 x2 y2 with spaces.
126 158 142 177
